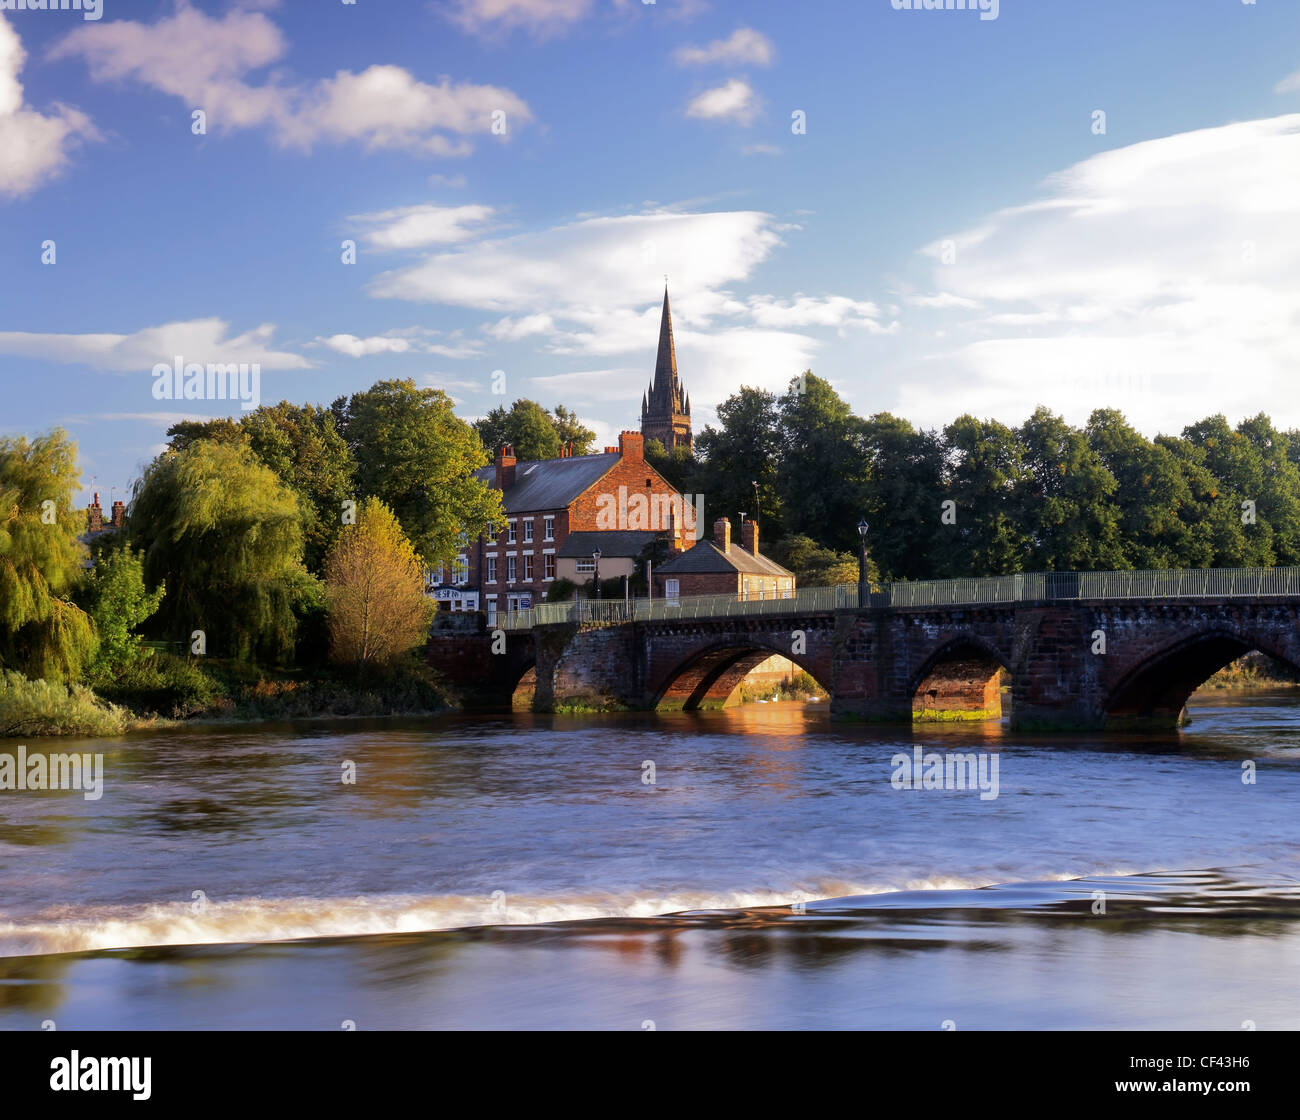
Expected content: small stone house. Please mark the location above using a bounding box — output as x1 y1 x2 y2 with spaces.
653 518 795 601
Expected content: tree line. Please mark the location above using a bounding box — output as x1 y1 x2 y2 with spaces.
648 373 1300 584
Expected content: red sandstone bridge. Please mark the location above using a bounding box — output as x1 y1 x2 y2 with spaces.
426 567 1300 730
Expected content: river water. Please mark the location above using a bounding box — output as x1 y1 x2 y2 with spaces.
2 692 1299 1030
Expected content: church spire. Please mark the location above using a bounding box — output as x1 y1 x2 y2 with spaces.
651 285 679 405
640 285 693 454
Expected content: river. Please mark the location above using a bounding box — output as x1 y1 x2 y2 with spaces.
2 691 1299 1030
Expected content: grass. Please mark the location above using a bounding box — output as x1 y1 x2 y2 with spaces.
0 670 136 738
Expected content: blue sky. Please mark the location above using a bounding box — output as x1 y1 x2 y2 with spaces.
3 0 1300 506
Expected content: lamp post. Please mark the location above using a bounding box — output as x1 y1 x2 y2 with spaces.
593 547 602 601
857 519 869 608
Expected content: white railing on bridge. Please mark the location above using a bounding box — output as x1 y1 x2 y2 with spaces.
487 566 1300 630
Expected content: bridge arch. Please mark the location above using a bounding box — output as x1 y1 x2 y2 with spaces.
650 638 830 712
1104 626 1300 729
908 634 1012 722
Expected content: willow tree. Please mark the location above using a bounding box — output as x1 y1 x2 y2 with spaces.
0 430 96 683
128 439 315 664
324 498 432 673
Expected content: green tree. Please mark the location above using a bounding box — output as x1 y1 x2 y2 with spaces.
859 413 946 581
643 438 697 493
1236 414 1300 565
776 373 868 553
694 386 784 537
339 379 505 566
324 498 433 673
768 533 877 587
1016 407 1125 570
85 546 165 682
1085 409 1195 569
240 403 357 574
474 398 562 462
0 430 97 682
128 440 315 663
940 416 1031 576
1155 434 1252 567
551 404 597 456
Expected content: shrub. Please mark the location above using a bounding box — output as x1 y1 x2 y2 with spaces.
0 670 131 738
545 578 576 602
96 653 226 719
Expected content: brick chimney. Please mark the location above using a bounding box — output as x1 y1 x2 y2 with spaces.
714 517 730 555
742 518 759 556
604 445 618 454
111 500 126 529
666 505 685 552
495 444 516 490
618 430 644 461
87 492 103 534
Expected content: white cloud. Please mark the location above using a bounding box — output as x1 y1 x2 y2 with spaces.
684 78 759 125
896 114 1300 432
316 332 481 359
369 209 783 312
674 27 774 67
1275 71 1300 94
50 4 532 157
484 313 555 340
349 203 496 250
365 206 871 410
741 143 780 156
746 294 895 332
0 16 97 196
443 0 594 37
0 319 310 371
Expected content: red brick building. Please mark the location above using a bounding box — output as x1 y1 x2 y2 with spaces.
441 431 697 619
654 517 795 601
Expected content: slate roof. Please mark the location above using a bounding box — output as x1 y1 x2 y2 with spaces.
557 530 660 559
473 453 618 513
656 539 793 578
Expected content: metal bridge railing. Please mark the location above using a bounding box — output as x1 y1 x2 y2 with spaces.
488 566 1300 630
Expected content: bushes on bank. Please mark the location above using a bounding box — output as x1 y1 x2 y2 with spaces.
0 670 131 738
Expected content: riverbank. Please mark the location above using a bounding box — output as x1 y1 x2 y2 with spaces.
1 657 455 738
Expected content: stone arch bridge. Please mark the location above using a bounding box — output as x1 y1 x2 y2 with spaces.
426 570 1300 730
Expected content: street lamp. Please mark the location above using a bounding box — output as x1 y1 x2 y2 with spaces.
857 519 869 608
593 547 602 601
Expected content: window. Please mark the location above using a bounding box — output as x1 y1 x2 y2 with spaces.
544 554 555 579
523 520 533 543
576 558 595 573
665 579 680 600
507 521 517 544
507 556 517 582
486 557 498 583
453 558 468 584
544 516 554 541
429 564 444 585
524 555 534 581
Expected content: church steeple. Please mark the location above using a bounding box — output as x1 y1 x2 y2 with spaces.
640 285 693 453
